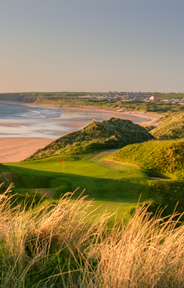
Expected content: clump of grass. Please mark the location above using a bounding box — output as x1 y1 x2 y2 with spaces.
90 206 184 287
1 183 184 287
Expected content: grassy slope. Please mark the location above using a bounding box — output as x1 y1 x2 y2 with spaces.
107 140 184 214
107 139 184 178
4 153 150 218
151 112 184 140
28 117 154 159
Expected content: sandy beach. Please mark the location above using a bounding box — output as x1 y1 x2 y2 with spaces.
0 138 52 163
0 104 163 163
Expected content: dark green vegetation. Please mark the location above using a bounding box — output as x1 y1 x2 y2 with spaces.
151 112 184 139
108 139 184 178
107 139 184 214
28 117 154 159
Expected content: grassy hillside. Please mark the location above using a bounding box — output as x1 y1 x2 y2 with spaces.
107 139 184 178
151 112 184 139
107 140 184 214
28 117 154 160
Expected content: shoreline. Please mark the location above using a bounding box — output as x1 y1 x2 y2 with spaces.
24 102 163 127
0 102 163 163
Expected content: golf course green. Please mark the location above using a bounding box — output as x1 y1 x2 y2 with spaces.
3 152 151 219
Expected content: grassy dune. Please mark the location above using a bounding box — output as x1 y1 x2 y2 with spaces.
107 140 184 215
0 183 184 288
108 139 184 178
151 112 184 140
27 117 154 160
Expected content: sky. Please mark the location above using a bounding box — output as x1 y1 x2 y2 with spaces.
0 0 184 93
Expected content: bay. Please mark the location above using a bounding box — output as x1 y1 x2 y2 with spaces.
0 101 149 139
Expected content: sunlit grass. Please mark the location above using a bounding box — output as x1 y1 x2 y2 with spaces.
1 183 184 287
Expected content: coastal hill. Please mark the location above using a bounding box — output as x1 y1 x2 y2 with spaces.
150 112 184 140
28 117 154 160
107 138 184 178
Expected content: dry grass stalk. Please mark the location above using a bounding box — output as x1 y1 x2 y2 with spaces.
0 184 184 287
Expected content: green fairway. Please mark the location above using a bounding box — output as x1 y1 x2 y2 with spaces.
4 153 150 216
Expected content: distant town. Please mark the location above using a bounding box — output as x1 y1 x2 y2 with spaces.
1 91 184 105
80 91 184 104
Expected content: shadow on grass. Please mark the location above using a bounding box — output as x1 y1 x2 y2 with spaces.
3 165 150 202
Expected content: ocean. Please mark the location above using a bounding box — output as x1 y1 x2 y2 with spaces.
0 101 149 139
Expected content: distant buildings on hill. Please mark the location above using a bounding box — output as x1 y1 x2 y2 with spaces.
84 92 184 104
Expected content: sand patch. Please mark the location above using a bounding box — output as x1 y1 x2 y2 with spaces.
0 138 52 163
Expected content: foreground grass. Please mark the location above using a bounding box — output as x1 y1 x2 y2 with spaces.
1 183 184 288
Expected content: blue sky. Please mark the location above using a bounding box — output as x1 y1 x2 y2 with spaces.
0 0 184 92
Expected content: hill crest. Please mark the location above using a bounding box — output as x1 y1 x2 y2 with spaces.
107 138 184 178
151 112 184 140
27 117 154 160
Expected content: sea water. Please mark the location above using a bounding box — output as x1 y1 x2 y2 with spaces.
0 101 149 139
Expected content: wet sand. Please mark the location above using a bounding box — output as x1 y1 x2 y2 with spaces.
18 102 163 127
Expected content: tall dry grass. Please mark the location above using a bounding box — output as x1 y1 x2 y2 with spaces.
0 183 184 287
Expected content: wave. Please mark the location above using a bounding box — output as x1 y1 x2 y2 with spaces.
28 110 41 114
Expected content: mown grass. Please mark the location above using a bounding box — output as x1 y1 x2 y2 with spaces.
3 153 150 218
1 183 184 288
